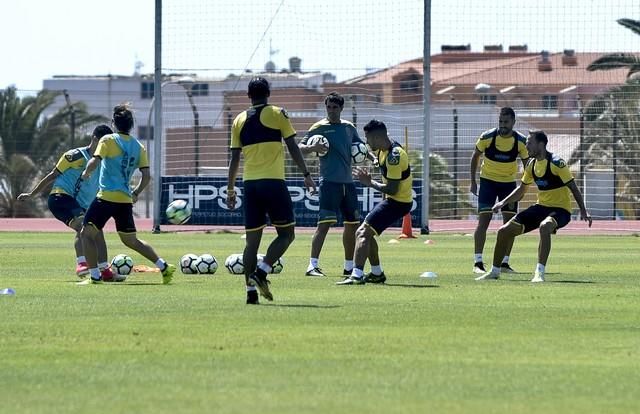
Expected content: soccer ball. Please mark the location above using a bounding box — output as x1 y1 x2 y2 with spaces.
111 254 133 281
166 199 192 224
224 253 245 275
195 254 218 274
351 142 368 164
307 134 329 157
257 254 284 274
271 257 284 274
180 253 199 274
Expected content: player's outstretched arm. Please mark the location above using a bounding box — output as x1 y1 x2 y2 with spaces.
469 148 482 196
226 149 241 209
81 157 101 180
353 166 399 195
131 167 150 203
567 181 592 227
285 136 316 194
492 182 527 213
17 168 60 200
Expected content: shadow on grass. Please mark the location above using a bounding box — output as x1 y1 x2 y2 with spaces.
383 283 439 288
500 276 595 284
548 280 595 284
262 304 342 309
70 281 171 286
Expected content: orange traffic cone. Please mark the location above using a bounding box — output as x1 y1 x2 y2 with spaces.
397 213 416 239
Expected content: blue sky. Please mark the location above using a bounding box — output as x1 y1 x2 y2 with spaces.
2 0 638 91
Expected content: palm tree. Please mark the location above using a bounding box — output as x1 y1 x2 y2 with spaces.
408 150 471 218
0 87 107 217
577 18 640 218
587 19 640 78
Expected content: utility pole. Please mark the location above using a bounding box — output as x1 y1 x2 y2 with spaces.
63 90 76 147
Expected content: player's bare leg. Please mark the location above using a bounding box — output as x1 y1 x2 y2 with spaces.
243 229 263 304
119 232 173 284
473 212 492 273
337 223 372 285
532 218 557 283
475 221 522 281
342 222 358 274
307 222 331 276
364 235 386 284
500 211 517 272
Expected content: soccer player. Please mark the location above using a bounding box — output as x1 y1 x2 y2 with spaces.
17 125 112 279
227 77 316 304
299 92 366 277
469 107 529 274
80 103 176 284
475 130 592 283
337 119 412 285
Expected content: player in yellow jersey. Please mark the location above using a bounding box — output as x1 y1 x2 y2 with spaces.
337 119 413 285
17 125 112 279
226 77 316 304
476 130 592 283
80 103 176 284
470 107 529 274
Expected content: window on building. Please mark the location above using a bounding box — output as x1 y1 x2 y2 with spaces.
141 82 154 99
480 95 497 105
138 125 154 141
191 83 209 97
399 74 421 93
542 95 558 110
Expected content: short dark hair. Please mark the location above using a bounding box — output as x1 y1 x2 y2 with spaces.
92 124 113 139
113 103 134 134
363 119 387 134
324 92 344 108
500 107 516 119
248 77 270 100
529 129 548 145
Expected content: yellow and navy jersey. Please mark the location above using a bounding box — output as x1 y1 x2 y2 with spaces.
231 104 296 181
522 152 574 213
51 146 99 209
476 128 528 183
94 133 149 203
376 141 413 203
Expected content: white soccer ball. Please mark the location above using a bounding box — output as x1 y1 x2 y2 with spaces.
224 253 245 275
351 142 368 164
195 254 218 274
307 134 329 157
257 254 284 274
111 254 133 281
180 253 199 274
166 199 192 224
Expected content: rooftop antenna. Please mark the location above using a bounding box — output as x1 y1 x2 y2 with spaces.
134 55 144 76
269 38 279 63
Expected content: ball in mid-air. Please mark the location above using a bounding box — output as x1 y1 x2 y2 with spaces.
166 199 192 224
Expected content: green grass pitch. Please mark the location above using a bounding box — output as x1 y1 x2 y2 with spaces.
0 231 638 414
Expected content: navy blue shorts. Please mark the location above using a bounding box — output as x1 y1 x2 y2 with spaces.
513 204 571 234
48 193 85 226
318 181 360 224
364 198 412 236
478 177 517 214
84 198 136 233
243 179 295 231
